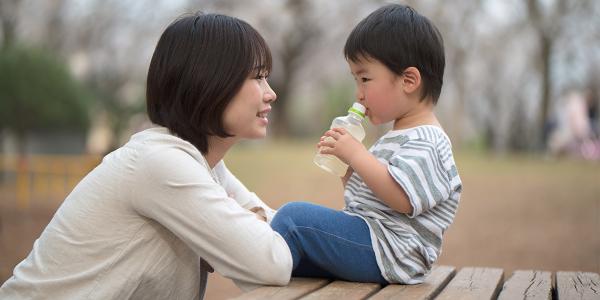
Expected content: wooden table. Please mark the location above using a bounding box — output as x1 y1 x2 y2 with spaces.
232 265 600 299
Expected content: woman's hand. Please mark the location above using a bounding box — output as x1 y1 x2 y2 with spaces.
317 127 368 166
249 206 267 222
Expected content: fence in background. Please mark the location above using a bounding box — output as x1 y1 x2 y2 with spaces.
0 154 101 209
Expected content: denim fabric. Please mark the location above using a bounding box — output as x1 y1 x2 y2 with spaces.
271 202 387 284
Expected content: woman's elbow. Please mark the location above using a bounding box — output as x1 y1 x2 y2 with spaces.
255 249 292 285
254 263 291 285
264 271 291 286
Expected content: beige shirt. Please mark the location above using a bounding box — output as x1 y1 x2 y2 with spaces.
0 127 292 299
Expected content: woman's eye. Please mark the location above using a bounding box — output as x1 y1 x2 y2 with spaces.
361 78 370 82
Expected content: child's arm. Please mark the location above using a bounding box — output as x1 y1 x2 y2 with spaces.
341 167 353 187
318 128 413 214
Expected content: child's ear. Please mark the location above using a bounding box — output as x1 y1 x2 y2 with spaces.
401 67 421 94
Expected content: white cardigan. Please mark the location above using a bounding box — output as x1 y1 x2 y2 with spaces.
0 127 292 299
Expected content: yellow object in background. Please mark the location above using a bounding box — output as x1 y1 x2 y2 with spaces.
1 155 101 209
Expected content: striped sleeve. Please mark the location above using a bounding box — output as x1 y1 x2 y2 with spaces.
387 139 451 218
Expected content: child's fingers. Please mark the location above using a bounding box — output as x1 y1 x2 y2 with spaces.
318 137 336 149
318 146 334 155
331 127 347 135
317 136 327 148
317 142 333 149
325 130 341 140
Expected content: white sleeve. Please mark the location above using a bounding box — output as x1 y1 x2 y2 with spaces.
214 161 277 222
131 149 292 285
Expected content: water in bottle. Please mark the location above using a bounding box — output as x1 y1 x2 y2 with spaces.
314 102 366 177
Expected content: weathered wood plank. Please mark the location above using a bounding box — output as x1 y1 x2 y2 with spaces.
497 270 552 300
299 281 381 300
368 265 456 300
230 277 330 300
556 271 600 300
434 267 504 300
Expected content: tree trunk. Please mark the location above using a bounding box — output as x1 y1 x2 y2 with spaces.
270 75 291 137
0 0 21 48
537 34 553 150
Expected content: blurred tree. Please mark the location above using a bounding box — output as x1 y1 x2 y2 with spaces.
86 71 145 151
507 95 531 151
40 0 152 149
268 0 322 137
425 1 483 148
0 0 147 151
0 45 92 154
0 0 21 49
0 0 22 155
3 0 598 151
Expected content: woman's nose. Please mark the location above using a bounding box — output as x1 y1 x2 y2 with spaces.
264 81 277 103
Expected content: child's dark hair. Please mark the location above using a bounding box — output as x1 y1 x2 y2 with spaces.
344 4 445 104
146 12 272 153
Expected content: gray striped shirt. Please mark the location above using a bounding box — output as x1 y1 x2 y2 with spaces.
343 125 462 284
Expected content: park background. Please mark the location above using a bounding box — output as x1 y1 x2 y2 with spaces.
1 0 599 299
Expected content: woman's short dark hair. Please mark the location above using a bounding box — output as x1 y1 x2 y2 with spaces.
344 4 445 104
146 12 272 153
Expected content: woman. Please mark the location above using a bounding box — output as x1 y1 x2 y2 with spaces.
0 12 291 299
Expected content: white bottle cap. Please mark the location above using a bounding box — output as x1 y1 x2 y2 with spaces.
348 102 366 118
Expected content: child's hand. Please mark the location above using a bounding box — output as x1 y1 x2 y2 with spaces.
317 128 368 166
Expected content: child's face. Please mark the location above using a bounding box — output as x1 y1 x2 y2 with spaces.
348 57 414 126
222 73 276 139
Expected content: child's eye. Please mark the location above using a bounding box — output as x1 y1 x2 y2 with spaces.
360 77 370 83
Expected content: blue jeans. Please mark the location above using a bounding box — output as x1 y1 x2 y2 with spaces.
270 202 388 284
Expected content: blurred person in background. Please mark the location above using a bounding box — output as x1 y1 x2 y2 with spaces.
548 87 600 160
0 12 291 299
586 87 599 138
582 86 600 159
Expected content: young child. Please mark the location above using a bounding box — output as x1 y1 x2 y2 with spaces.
271 4 462 284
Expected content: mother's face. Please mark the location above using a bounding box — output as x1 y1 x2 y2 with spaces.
222 74 277 140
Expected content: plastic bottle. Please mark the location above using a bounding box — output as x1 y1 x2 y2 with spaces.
314 102 366 177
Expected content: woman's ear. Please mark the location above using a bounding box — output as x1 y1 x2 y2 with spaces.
401 67 421 94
